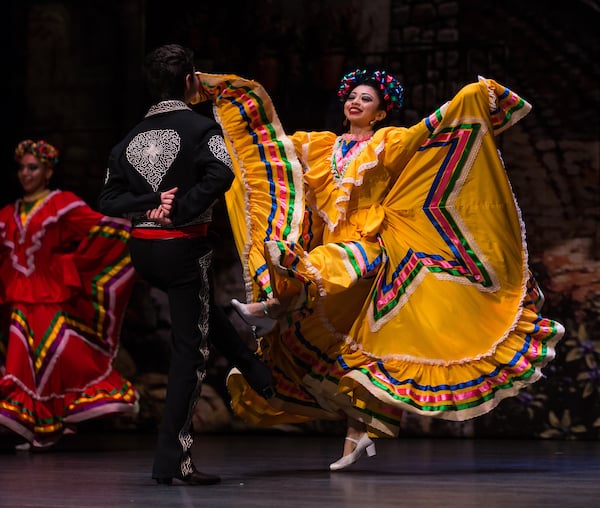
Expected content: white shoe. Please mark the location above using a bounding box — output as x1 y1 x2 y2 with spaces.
329 434 376 471
231 298 276 336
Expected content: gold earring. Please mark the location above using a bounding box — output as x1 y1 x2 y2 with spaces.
369 119 376 126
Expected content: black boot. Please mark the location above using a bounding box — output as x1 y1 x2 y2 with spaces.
211 303 275 399
235 350 275 399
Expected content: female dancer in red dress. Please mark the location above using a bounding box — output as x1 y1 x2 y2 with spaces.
0 139 138 449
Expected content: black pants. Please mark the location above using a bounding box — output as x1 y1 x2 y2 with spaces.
129 236 214 478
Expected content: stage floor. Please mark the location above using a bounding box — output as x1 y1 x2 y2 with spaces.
1 431 598 507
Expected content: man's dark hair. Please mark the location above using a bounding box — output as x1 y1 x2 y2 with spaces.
143 44 195 102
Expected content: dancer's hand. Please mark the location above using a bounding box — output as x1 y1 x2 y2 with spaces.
146 206 173 226
159 186 178 215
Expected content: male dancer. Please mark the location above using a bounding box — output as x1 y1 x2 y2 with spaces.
98 43 273 486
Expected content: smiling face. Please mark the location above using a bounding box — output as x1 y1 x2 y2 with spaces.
343 84 387 130
17 153 53 198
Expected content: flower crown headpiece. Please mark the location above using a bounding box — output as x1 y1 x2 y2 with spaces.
14 139 60 167
337 69 404 112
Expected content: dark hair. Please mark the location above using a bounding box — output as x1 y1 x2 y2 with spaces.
143 44 195 102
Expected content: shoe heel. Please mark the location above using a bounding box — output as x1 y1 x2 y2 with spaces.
366 443 376 457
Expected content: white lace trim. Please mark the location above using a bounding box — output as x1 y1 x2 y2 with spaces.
145 100 191 117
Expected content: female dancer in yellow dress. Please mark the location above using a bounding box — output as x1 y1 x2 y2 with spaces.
197 69 564 470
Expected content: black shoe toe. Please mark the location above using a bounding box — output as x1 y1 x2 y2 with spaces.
154 470 221 486
181 470 221 485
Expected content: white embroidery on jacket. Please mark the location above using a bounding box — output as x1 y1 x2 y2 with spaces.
126 129 180 191
207 135 233 170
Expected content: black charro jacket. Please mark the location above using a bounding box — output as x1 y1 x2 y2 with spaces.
98 100 234 229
